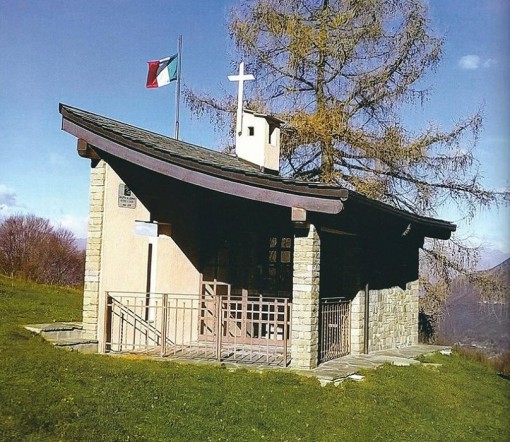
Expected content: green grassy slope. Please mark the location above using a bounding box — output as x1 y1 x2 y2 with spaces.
0 275 509 441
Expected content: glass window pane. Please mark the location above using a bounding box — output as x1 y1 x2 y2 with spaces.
281 251 291 263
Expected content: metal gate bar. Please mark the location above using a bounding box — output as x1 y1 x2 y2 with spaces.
105 286 292 366
319 297 350 363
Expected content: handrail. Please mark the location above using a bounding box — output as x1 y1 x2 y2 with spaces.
109 297 162 342
106 286 293 366
107 295 176 348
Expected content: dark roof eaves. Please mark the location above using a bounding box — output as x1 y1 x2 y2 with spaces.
60 104 456 235
348 191 456 232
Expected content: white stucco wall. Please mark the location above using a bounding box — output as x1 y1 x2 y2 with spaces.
85 161 201 349
235 112 280 171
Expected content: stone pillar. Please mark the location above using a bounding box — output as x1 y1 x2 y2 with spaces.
350 290 366 354
82 160 106 341
407 280 420 346
291 224 320 370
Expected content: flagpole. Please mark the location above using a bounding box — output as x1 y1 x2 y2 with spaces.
174 35 183 140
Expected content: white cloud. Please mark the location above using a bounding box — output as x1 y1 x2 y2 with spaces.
458 55 496 70
0 184 26 218
52 214 89 239
0 184 18 207
459 55 480 70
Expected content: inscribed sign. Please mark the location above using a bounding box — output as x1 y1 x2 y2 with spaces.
118 183 136 209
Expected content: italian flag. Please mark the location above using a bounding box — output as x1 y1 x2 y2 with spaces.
146 55 178 88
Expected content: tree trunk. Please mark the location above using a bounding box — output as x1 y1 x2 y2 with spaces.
317 0 334 183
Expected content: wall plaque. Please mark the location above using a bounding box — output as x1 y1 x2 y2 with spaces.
118 183 137 209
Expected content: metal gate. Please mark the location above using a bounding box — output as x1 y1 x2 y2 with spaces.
319 298 350 363
105 283 292 366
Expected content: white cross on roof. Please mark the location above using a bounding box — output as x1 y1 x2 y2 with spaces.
228 62 255 136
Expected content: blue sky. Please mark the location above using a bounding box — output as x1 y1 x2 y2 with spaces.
0 0 508 256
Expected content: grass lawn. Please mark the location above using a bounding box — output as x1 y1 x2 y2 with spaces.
0 275 509 441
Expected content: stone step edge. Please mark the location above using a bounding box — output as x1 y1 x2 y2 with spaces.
50 337 98 347
25 322 84 334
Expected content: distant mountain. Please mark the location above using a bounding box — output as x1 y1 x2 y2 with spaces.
439 258 510 355
486 257 510 279
477 249 510 271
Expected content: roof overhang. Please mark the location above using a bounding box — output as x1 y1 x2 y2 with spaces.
62 118 344 214
59 104 456 240
348 192 456 240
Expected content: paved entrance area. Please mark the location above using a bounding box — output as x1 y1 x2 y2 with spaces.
309 344 450 384
24 323 449 384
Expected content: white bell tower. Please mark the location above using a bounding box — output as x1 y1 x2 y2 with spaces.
235 109 282 172
228 62 283 173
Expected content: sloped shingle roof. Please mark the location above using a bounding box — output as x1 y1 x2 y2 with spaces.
59 103 456 238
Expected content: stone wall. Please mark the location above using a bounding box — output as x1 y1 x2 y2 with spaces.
350 281 419 354
291 224 320 370
82 161 106 340
350 288 366 355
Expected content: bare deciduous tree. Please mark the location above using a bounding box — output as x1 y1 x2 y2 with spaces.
0 214 84 286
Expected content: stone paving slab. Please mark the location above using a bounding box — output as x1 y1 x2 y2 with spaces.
24 322 98 353
23 324 450 382
312 344 450 383
47 337 97 345
25 322 83 334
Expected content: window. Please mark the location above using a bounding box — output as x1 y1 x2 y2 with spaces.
248 126 255 136
265 236 293 297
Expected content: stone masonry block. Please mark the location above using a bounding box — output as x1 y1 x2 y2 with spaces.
291 223 320 370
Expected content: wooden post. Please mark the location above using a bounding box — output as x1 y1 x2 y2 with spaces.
241 288 248 338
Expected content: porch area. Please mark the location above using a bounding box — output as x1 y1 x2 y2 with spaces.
102 280 352 368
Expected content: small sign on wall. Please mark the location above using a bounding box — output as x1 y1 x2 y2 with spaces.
134 220 158 237
134 221 172 237
118 184 137 209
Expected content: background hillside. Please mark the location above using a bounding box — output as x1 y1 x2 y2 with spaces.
439 258 510 355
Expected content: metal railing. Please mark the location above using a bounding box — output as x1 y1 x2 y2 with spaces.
105 283 292 366
319 297 351 363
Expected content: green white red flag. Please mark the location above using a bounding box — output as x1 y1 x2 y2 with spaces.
146 55 178 88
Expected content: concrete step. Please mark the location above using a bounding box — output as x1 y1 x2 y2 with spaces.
26 321 83 335
52 337 98 354
25 322 98 353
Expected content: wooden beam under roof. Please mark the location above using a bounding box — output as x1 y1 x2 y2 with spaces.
77 139 100 160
